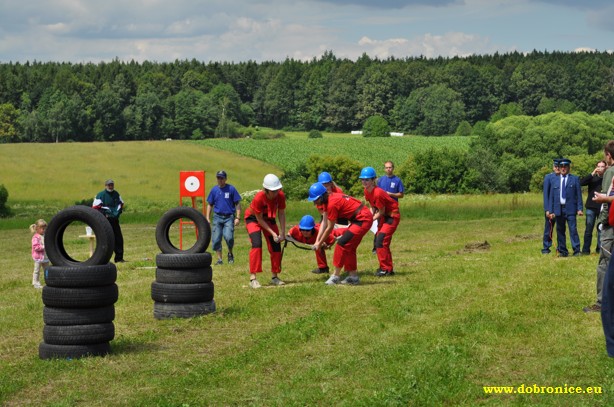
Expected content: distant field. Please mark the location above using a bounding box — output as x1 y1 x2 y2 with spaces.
198 132 472 171
0 141 279 225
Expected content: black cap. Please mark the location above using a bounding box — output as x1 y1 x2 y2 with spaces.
216 170 227 178
559 158 571 166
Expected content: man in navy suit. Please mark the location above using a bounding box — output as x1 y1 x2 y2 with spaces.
548 158 584 256
542 159 560 254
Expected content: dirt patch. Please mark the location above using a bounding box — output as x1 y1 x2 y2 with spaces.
458 241 491 253
505 234 539 243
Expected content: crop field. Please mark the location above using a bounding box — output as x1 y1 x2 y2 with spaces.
198 132 472 171
1 141 614 406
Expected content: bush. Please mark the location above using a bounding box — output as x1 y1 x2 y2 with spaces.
0 184 10 217
306 155 363 197
280 163 310 200
398 148 470 194
281 155 364 200
455 120 472 137
308 130 323 139
362 115 391 138
252 130 285 140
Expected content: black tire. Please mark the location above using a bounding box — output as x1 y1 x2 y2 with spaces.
43 306 115 325
151 281 214 303
44 263 117 288
153 300 216 319
42 285 119 308
43 323 115 345
155 253 212 269
155 266 213 284
155 207 211 254
39 342 111 359
44 205 114 267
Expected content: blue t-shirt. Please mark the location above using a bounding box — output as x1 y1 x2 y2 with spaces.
377 175 404 201
207 184 242 215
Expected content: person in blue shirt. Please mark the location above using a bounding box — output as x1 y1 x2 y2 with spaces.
377 161 404 201
542 159 561 254
93 179 125 263
206 170 242 265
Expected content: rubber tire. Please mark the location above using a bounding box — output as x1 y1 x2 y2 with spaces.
44 205 114 267
155 253 212 269
153 300 216 319
151 281 214 303
155 266 213 284
43 323 115 345
45 263 117 287
155 207 211 254
42 284 119 308
39 342 111 359
43 306 115 325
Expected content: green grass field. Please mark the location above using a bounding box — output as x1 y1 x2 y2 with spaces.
1 140 613 406
198 132 472 171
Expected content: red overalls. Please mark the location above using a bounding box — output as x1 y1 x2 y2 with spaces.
323 193 373 271
288 224 341 269
364 186 400 272
244 190 286 274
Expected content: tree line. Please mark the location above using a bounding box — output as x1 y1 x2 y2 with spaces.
1 50 614 143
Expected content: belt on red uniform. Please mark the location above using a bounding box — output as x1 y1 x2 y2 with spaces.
351 204 365 221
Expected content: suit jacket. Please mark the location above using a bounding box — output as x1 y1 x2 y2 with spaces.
543 172 557 212
549 174 583 216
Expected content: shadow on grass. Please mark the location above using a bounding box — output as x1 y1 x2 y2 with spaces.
111 337 162 354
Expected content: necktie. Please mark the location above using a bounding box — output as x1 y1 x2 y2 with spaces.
562 176 567 200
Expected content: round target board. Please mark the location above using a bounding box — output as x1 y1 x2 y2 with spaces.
179 171 205 197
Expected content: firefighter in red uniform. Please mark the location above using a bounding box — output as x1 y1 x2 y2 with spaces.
287 214 342 275
317 172 349 226
360 166 400 276
318 172 344 194
244 174 286 289
308 182 373 285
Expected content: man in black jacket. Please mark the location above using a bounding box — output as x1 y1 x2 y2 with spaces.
580 160 606 255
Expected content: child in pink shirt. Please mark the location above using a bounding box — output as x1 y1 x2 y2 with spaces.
30 219 49 289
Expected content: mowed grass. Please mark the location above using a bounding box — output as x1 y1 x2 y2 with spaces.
0 141 279 227
198 132 472 171
1 141 613 405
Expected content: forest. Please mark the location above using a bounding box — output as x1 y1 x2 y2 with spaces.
1 50 614 143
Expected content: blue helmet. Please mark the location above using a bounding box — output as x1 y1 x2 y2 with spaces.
318 171 333 183
299 215 316 230
308 182 327 201
359 166 377 179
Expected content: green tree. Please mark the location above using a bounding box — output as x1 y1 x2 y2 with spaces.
362 115 391 137
455 120 472 136
490 102 525 123
93 84 124 141
0 184 10 217
0 103 19 143
395 84 465 136
355 65 393 123
325 61 359 131
398 148 469 193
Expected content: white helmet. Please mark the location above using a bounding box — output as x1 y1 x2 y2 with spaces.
263 174 282 190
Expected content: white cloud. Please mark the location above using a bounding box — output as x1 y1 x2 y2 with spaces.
351 32 500 59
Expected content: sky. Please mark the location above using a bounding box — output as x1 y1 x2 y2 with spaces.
0 0 613 64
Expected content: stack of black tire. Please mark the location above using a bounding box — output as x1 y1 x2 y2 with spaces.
152 207 215 319
40 206 118 359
